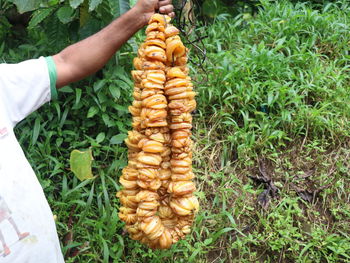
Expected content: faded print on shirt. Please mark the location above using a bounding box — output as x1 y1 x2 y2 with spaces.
0 195 33 258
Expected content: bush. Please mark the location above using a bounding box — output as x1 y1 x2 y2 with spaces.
1 0 350 262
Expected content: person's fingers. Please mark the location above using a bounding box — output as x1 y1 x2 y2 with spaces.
158 0 172 8
159 4 174 14
169 12 175 18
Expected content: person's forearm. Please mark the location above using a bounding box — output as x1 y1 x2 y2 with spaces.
53 7 145 88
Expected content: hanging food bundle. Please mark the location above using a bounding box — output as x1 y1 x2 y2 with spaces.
116 14 199 249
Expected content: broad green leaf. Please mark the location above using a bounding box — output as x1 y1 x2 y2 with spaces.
48 0 60 5
98 92 108 104
102 113 114 127
96 132 105 143
109 86 121 99
89 0 103 11
110 134 127 144
113 104 128 113
87 106 99 118
93 79 106 92
28 8 55 29
70 0 84 9
12 0 41 13
57 6 75 24
70 148 94 181
115 80 131 91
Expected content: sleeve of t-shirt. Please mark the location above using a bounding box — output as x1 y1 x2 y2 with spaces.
0 56 57 128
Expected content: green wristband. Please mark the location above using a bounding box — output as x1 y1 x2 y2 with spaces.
45 56 58 100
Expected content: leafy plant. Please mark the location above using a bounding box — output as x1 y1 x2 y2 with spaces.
1 0 350 262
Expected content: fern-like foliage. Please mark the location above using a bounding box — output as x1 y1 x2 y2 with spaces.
28 7 56 29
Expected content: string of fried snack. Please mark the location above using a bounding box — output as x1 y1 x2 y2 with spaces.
117 14 198 250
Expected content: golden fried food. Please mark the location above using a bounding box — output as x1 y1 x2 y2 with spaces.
117 14 198 250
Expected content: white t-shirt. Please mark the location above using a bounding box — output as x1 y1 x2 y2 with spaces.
0 57 64 262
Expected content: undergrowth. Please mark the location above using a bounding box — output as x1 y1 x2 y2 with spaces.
1 0 349 262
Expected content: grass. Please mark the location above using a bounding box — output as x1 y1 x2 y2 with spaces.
3 0 350 262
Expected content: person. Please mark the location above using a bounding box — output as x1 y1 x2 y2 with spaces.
0 0 174 262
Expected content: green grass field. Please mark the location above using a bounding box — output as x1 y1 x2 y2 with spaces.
4 0 350 262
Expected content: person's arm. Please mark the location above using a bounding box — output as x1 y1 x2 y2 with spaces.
53 0 174 88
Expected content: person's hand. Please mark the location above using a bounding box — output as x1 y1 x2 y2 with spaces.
134 0 175 26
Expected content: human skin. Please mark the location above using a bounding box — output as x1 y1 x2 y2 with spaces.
53 0 174 88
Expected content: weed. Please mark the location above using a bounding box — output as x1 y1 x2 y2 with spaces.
2 0 350 262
